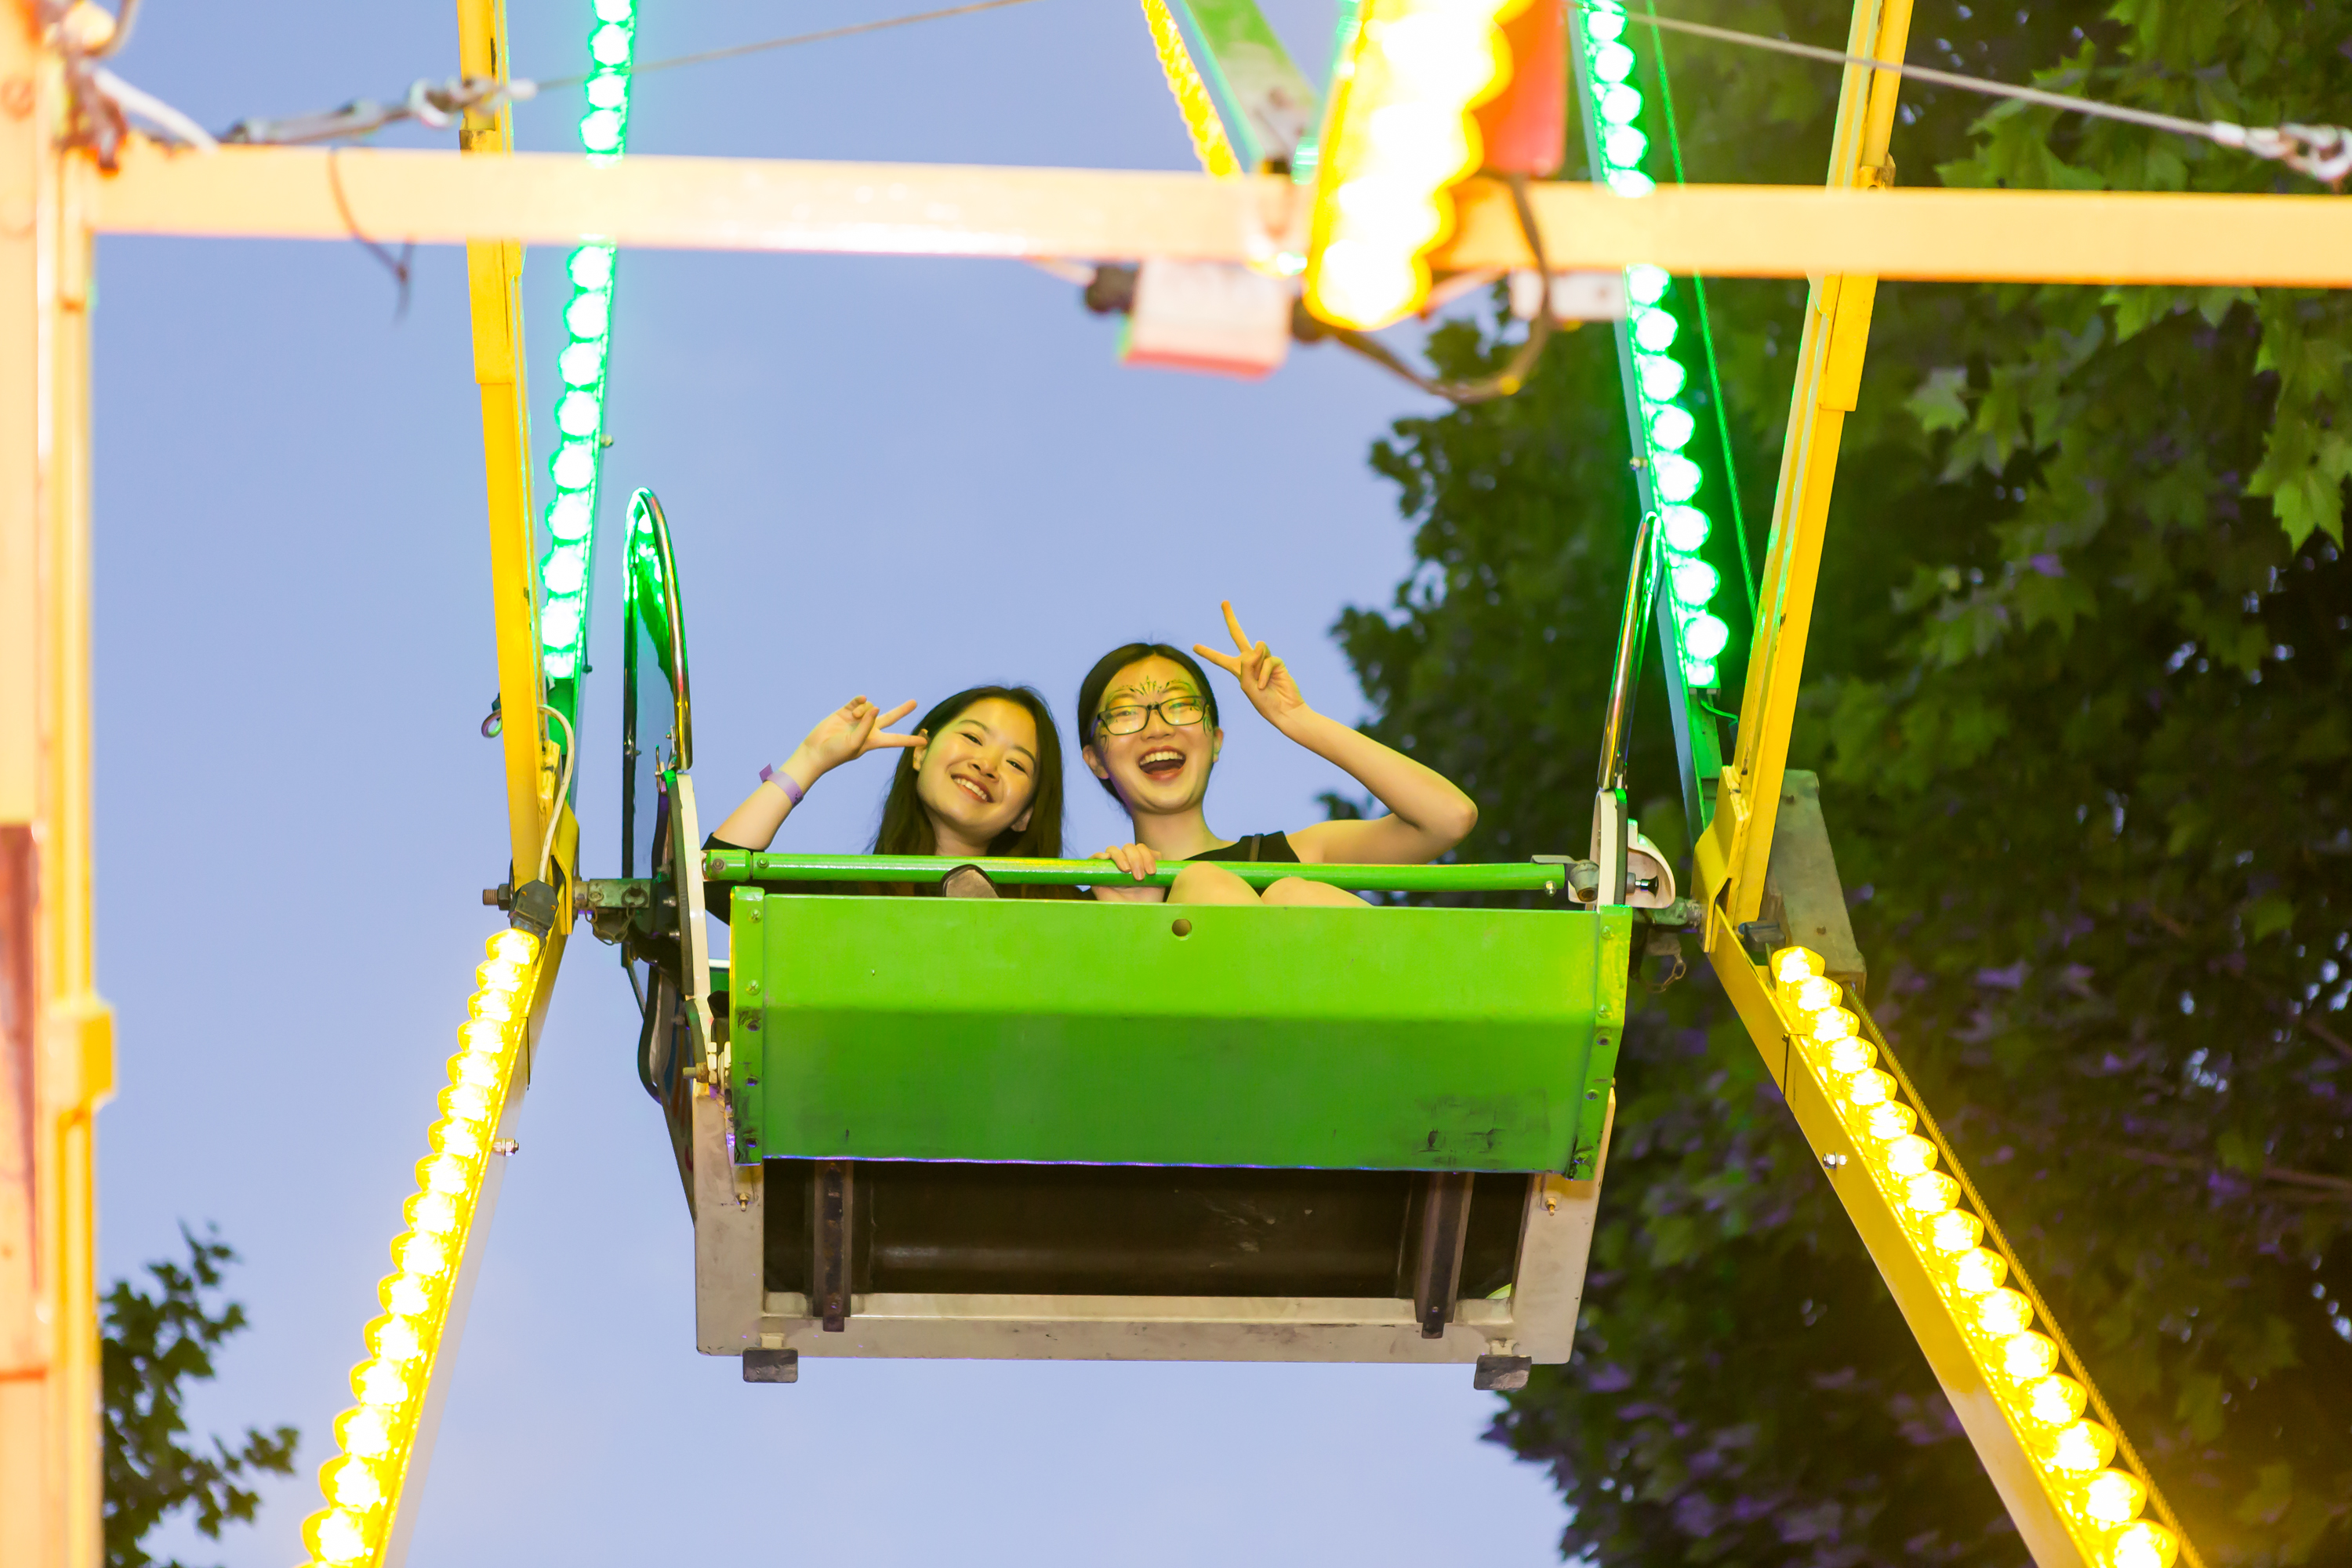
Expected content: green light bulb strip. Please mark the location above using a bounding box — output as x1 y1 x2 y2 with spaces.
538 0 637 725
1576 0 1730 688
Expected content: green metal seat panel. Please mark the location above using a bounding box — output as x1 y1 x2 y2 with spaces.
727 894 1629 1174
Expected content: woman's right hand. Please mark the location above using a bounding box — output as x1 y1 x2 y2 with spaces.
788 696 920 783
1091 842 1167 902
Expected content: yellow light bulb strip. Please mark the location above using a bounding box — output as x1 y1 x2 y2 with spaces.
294 927 545 1568
1766 947 2190 1568
1303 0 1529 330
1140 0 1243 179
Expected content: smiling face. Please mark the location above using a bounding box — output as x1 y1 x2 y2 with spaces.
909 697 1041 855
1083 655 1221 818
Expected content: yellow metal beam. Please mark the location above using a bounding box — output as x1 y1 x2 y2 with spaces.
80 142 2352 285
1 7 108 1568
456 0 550 887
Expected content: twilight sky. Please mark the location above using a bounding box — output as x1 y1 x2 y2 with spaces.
88 1 1583 1564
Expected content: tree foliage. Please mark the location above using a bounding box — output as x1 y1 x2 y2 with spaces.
1331 2 2352 1561
103 1227 298 1568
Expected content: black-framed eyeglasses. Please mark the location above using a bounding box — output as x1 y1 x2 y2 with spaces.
1094 696 1209 736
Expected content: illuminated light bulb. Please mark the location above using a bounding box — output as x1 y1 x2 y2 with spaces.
1583 6 1627 43
1670 558 1719 608
1602 125 1649 169
1822 1036 1876 1076
1972 1287 2033 1338
1635 354 1686 401
568 245 615 290
557 389 601 439
476 957 528 996
1599 83 1642 124
1773 946 1826 984
586 72 626 110
435 1119 487 1160
1926 1209 1984 1254
356 1356 415 1408
488 930 539 964
565 293 611 339
383 1272 432 1319
1792 976 1842 1013
454 1051 499 1089
558 341 604 388
2039 1419 2116 1474
543 547 590 604
423 1154 470 1196
1684 612 1732 660
1947 1246 2006 1294
444 1083 492 1123
2021 1374 2087 1427
1591 40 1636 82
1606 169 1657 198
1361 103 1476 187
590 24 631 65
1841 1068 1896 1109
1313 239 1421 330
371 1316 426 1363
592 0 633 21
1650 406 1697 453
1808 1007 1860 1044
1860 1101 1915 1141
2110 1521 2178 1568
1631 307 1678 353
397 1231 451 1279
547 491 593 542
1882 1133 1938 1178
327 1454 385 1511
336 1404 395 1459
2000 1330 2059 1381
456 1019 506 1054
2081 1468 2147 1525
544 648 579 680
579 110 622 154
313 1507 370 1565
1331 177 1445 252
1661 505 1709 552
408 1192 461 1238
1903 1171 1961 1217
1653 453 1702 502
468 989 520 1025
1368 16 1500 103
1683 659 1718 686
552 441 596 489
543 595 587 650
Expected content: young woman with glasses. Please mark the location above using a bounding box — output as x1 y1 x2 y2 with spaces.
1078 602 1478 906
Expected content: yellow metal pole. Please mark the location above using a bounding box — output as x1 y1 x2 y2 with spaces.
1695 0 1909 927
2 6 110 1568
456 0 551 886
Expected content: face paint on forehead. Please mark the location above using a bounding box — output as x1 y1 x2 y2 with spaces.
1112 673 1200 705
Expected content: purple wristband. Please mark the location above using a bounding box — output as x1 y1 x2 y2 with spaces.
759 764 805 806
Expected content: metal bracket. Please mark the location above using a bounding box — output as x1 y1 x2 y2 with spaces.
1410 1172 1474 1340
813 1160 855 1333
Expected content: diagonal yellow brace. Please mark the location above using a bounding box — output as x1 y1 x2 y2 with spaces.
457 0 555 892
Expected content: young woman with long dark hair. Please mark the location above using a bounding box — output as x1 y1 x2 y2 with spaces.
1080 602 1477 906
706 684 1067 900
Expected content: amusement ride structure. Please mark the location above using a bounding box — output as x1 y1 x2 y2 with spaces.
9 0 2349 1563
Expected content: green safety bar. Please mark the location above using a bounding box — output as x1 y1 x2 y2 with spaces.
699 850 1584 894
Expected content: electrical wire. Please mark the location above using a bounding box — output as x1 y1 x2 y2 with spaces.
537 705 578 885
535 0 1049 91
1584 0 2352 187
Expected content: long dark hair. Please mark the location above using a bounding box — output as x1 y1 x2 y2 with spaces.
1075 643 1221 798
873 685 1066 859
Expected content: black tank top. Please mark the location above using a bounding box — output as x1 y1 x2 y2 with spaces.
1185 832 1301 865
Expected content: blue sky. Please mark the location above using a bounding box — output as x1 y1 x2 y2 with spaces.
89 2 1579 1564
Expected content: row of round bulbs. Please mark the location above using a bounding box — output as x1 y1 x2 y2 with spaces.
1307 0 1521 330
1579 5 1731 686
1770 947 2181 1568
298 929 541 1568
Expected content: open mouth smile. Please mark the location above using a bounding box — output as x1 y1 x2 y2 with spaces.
952 774 994 804
1138 747 1186 780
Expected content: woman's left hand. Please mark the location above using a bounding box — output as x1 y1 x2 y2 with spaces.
1194 600 1308 732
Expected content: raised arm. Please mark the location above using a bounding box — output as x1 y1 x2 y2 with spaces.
707 695 920 851
1193 602 1475 866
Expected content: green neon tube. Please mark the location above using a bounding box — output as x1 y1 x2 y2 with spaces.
700 851 1578 894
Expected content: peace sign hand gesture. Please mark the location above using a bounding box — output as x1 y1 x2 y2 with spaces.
793 695 921 781
1194 601 1310 734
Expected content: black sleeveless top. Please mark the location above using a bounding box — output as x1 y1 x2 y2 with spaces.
1185 832 1300 865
